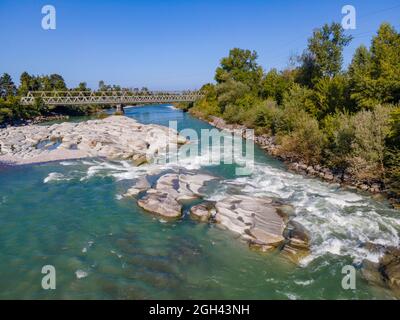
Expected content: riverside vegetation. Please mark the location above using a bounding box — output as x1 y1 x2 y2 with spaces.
178 23 400 205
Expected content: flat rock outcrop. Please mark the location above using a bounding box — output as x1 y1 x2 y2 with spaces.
137 172 216 219
213 195 286 250
191 194 310 263
0 116 186 165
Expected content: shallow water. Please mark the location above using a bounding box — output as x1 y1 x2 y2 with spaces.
0 105 398 299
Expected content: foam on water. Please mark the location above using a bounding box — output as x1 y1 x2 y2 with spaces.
43 172 69 183
215 162 400 264
294 280 314 286
75 270 88 279
0 196 7 205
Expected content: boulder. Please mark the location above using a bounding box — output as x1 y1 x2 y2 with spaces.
276 204 295 222
324 173 334 181
380 247 400 292
361 260 386 287
190 202 215 222
248 228 285 247
136 172 216 219
360 245 400 295
124 176 151 197
281 221 311 264
138 193 182 219
214 195 287 251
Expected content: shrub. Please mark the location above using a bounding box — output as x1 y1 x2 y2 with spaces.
241 99 279 134
217 79 250 113
0 107 12 123
385 149 400 194
190 84 220 120
313 75 354 118
384 106 400 194
223 104 245 124
323 112 355 172
347 105 391 180
281 84 318 117
276 112 326 164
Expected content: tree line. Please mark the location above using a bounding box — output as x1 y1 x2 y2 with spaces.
184 22 400 198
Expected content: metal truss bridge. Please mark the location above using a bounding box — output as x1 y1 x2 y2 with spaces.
20 90 204 106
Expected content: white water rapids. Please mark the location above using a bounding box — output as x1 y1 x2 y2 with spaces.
44 147 400 267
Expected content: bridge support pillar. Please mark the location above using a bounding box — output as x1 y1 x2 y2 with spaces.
115 104 125 114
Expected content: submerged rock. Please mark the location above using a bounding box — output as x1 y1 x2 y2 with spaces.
124 176 151 197
361 260 386 287
138 193 182 219
380 247 400 292
281 221 311 264
361 244 400 295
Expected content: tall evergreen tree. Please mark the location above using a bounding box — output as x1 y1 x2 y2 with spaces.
0 73 17 98
349 23 400 109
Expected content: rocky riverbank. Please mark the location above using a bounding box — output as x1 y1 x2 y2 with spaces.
0 115 186 165
206 116 399 208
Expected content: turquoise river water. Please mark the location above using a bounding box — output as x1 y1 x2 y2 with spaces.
0 105 399 299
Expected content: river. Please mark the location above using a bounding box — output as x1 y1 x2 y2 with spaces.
0 105 399 299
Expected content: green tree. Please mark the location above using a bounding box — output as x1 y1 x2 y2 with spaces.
281 84 317 118
77 82 89 91
19 72 33 95
216 79 251 115
0 73 17 98
98 80 106 91
297 23 352 86
49 74 67 90
190 83 220 119
261 69 293 104
215 48 263 91
313 75 353 118
385 106 400 194
349 24 400 109
348 45 373 108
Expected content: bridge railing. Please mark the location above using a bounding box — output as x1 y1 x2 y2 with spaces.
20 90 204 106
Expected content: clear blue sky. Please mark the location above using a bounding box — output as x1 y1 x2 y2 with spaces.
0 0 399 90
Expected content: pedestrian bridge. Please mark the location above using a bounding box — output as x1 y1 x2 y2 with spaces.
20 90 204 106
